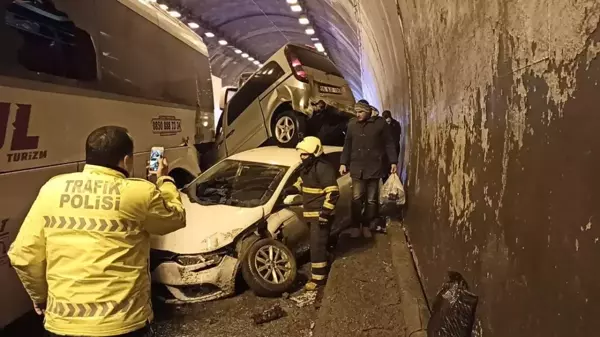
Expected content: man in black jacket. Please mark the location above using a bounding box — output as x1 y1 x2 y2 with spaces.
340 102 397 238
381 110 401 181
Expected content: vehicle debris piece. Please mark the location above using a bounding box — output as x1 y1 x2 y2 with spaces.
289 290 317 308
251 304 287 325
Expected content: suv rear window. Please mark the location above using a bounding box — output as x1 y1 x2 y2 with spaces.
286 45 342 77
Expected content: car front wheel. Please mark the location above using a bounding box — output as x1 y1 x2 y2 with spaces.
241 238 297 297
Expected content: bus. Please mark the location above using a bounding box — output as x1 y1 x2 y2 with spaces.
0 0 214 327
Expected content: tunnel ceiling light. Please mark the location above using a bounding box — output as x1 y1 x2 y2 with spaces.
204 32 215 38
158 4 168 10
234 49 243 54
314 42 324 52
241 53 249 58
305 27 315 35
248 57 255 61
253 60 260 65
311 37 319 41
286 0 298 4
188 22 199 29
299 16 310 25
168 10 181 18
218 39 228 45
290 5 302 12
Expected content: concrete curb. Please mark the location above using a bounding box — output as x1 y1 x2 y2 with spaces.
388 222 430 337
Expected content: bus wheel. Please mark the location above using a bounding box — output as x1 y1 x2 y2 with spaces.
169 169 195 189
272 111 306 148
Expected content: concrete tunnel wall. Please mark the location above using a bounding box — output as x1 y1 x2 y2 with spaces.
319 0 600 335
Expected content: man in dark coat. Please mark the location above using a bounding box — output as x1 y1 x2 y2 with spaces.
381 110 401 182
339 102 397 238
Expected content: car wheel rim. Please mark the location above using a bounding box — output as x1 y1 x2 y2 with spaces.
254 244 293 285
275 116 295 143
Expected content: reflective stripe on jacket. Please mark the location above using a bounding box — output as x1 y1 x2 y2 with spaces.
290 159 340 220
8 165 186 337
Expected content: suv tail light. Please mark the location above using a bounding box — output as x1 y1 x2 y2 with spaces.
288 53 309 83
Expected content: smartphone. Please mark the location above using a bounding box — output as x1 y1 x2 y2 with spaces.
149 147 164 173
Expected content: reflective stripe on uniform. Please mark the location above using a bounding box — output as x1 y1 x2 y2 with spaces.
303 211 320 218
43 216 140 232
323 186 339 193
293 177 303 190
47 296 135 318
323 201 335 210
312 262 327 268
302 187 324 194
312 274 326 280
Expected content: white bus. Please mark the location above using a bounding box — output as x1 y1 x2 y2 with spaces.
0 0 214 327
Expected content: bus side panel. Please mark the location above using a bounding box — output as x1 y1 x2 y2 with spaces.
0 163 79 328
0 85 197 174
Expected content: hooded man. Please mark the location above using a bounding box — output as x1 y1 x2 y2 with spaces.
339 102 397 238
382 110 401 160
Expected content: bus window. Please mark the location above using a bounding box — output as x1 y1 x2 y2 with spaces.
1 0 96 81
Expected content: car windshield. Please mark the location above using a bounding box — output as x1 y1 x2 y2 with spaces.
184 159 288 208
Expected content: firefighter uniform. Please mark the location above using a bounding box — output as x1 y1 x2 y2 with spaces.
290 137 340 290
8 165 186 337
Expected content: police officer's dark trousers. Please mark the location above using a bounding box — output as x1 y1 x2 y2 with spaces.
308 219 332 285
351 178 379 228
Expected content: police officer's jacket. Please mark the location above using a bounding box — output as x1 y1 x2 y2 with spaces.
289 158 340 221
8 165 186 337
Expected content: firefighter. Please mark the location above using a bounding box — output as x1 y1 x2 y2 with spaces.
8 126 186 337
287 136 340 291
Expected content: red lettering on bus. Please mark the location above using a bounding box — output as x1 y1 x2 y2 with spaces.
0 102 9 150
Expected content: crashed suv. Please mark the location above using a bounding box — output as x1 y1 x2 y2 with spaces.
150 146 351 303
215 43 355 161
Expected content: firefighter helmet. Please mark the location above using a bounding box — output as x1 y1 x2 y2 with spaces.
296 136 323 157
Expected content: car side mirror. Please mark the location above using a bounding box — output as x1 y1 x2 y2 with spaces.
283 194 302 206
219 86 238 110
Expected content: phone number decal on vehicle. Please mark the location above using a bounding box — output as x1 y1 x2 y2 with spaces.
152 116 182 136
318 85 342 94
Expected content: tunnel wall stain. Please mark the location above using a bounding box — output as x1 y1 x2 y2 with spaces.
324 0 600 335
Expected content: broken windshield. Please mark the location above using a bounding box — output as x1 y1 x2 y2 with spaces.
185 159 288 208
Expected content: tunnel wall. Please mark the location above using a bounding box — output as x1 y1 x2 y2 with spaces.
328 0 600 335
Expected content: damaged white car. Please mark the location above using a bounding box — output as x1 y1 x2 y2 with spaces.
150 146 351 303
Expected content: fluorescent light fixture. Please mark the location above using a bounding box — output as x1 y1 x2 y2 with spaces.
188 22 199 29
218 39 228 45
290 5 302 12
311 37 319 41
286 0 298 4
305 27 315 35
248 57 255 61
253 60 260 65
314 42 324 52
241 53 249 58
235 49 243 54
158 4 168 10
299 16 310 25
324 52 328 56
204 32 215 38
168 11 181 18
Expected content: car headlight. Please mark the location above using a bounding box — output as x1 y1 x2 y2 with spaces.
198 230 242 252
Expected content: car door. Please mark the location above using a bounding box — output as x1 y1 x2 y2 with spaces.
322 152 351 233
223 62 286 156
277 169 310 253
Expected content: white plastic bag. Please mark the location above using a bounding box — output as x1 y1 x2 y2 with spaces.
380 174 406 206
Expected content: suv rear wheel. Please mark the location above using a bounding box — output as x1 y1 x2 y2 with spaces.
272 111 306 147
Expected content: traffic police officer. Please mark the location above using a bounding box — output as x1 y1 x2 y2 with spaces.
8 126 186 337
287 136 340 291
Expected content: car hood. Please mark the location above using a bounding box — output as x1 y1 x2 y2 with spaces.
150 193 264 254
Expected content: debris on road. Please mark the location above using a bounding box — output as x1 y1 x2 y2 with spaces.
251 304 287 325
290 291 317 308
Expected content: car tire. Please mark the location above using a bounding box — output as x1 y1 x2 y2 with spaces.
241 238 297 297
272 111 306 148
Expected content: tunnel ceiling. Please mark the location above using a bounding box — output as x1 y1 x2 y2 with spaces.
162 0 362 97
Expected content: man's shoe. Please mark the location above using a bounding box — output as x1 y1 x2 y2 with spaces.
304 281 320 291
349 227 361 238
362 226 373 239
